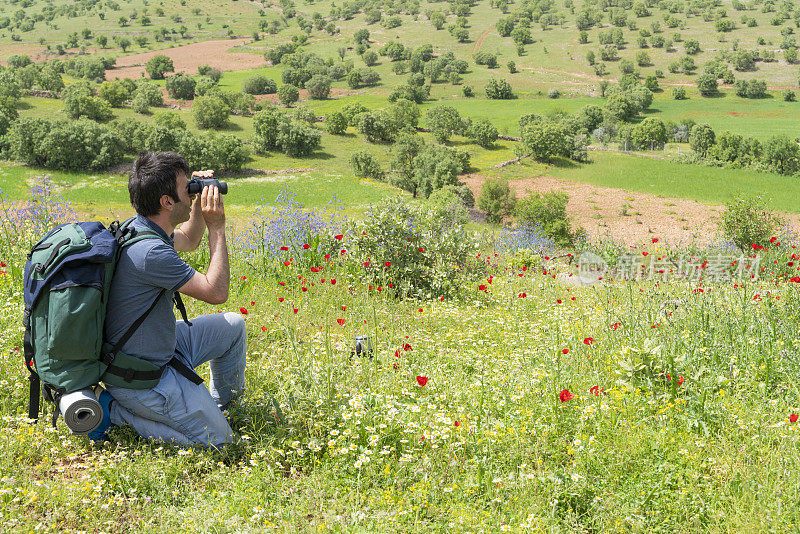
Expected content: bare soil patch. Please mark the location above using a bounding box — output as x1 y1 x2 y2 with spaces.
105 39 265 80
0 45 48 65
461 173 800 246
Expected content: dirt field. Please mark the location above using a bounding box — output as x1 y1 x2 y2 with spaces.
104 39 265 80
462 173 800 247
0 45 48 65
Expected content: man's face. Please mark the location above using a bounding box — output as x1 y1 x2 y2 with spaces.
168 171 195 225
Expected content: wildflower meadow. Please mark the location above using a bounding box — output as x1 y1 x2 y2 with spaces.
1 179 800 532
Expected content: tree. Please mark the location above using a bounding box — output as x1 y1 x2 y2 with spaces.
689 124 716 157
696 73 718 96
467 119 499 148
98 80 130 107
306 75 331 99
631 117 668 150
431 11 446 30
515 191 579 247
426 106 464 143
477 177 516 223
484 78 514 99
96 35 108 48
521 122 572 162
278 84 299 107
134 81 164 106
350 151 384 180
763 136 800 175
63 85 113 121
684 39 700 55
193 95 230 129
242 75 276 95
388 98 420 130
145 54 174 80
353 29 370 44
165 74 196 100
363 50 378 66
357 111 396 143
117 36 131 52
325 110 348 134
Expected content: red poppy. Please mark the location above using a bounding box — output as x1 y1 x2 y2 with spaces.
385 261 392 267
335 234 343 240
279 282 285 286
589 385 604 396
416 376 428 387
388 283 394 288
324 254 331 261
418 308 423 313
770 237 778 243
341 305 347 311
652 238 659 243
610 322 621 330
293 308 298 314
454 421 460 427
301 287 308 292
518 292 527 298
283 261 291 267
0 261 6 267
557 299 562 304
403 343 413 351
642 252 649 256
363 261 370 267
418 248 424 252
479 284 487 291
331 278 337 285
667 374 684 386
790 414 799 423
303 244 310 249
790 277 800 283
337 318 345 326
240 275 247 281
278 297 284 302
261 326 267 332
240 308 248 315
562 348 569 354
559 389 575 402
280 246 289 251
583 337 594 345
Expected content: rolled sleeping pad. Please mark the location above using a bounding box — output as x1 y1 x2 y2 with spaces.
59 388 102 434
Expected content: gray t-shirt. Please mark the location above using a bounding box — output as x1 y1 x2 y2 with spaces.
104 215 196 367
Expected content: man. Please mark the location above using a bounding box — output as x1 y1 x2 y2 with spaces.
91 151 247 446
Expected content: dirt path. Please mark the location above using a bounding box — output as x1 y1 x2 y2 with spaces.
105 38 265 79
461 173 800 246
472 28 492 55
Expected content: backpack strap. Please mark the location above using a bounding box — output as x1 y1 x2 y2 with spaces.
22 307 40 422
100 288 167 375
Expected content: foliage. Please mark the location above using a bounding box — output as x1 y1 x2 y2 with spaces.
350 151 384 181
145 54 174 80
720 194 784 252
278 84 300 107
521 121 573 162
253 107 321 157
515 191 582 247
97 80 130 107
242 75 277 95
306 75 332 100
467 119 499 148
484 78 514 99
325 111 348 135
477 177 516 223
425 106 465 143
192 95 230 129
62 84 112 121
346 199 482 299
165 73 196 100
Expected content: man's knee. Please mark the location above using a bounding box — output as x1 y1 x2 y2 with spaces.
221 311 246 340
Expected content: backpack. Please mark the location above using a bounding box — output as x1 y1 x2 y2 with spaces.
22 217 201 426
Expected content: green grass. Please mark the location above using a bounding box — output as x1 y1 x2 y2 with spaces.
3 218 800 530
539 150 800 213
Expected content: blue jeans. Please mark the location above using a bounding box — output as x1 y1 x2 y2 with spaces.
108 312 247 447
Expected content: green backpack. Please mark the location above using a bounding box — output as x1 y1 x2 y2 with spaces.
22 217 200 424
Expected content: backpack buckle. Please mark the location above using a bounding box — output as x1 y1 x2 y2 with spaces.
123 368 136 382
102 352 116 366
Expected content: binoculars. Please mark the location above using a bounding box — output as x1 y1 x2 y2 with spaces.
187 178 228 195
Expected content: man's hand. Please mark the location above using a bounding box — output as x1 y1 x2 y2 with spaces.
200 185 225 231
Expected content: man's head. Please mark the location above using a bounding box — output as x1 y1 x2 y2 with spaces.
129 151 193 224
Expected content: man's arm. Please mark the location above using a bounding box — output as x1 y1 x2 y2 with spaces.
177 186 229 304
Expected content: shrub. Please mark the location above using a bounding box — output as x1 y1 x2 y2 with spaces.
97 80 130 107
784 90 797 102
341 102 370 126
347 68 381 89
277 84 300 107
631 117 668 150
325 110 348 134
721 195 784 252
252 107 321 157
689 124 716 157
165 74 196 100
477 177 516 223
462 85 474 97
521 122 573 162
145 54 174 79
412 145 470 198
131 92 150 114
696 73 718 96
192 95 230 129
350 151 384 180
134 81 163 106
179 131 249 172
346 200 482 299
426 106 465 143
305 75 331 99
515 191 580 247
474 52 498 68
672 86 687 100
388 83 428 104
153 110 186 130
467 119 498 148
242 75 277 95
63 86 113 121
357 110 396 143
292 106 317 124
548 88 560 99
763 135 800 175
7 118 124 170
485 78 514 99
427 186 469 226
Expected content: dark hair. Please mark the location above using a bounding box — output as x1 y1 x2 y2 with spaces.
129 151 191 217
